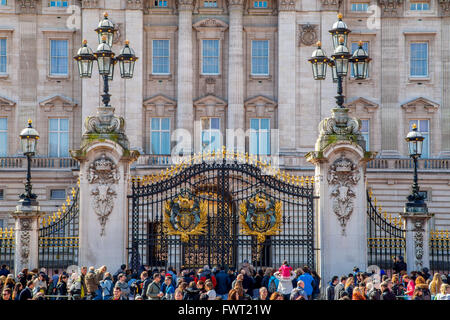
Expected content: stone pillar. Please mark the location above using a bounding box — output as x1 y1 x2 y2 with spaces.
11 203 43 276
307 108 375 284
73 141 138 272
176 0 194 154
440 7 450 157
124 3 144 152
226 0 245 152
277 0 296 152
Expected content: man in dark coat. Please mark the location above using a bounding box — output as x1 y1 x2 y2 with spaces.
0 265 9 277
393 256 407 274
334 275 347 300
325 276 338 300
215 266 231 299
380 281 396 300
19 281 34 300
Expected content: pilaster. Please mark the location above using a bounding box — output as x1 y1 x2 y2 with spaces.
441 2 450 155
277 1 296 152
227 0 245 152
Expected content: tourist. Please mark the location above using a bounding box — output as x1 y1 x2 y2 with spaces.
267 269 279 295
135 271 151 300
12 282 23 301
334 275 347 300
85 266 100 300
415 275 431 300
33 272 47 296
160 275 175 300
269 292 284 300
345 276 355 297
56 274 68 300
174 288 184 301
69 267 88 300
214 266 231 300
1 288 12 301
99 272 114 300
113 264 127 282
112 287 126 300
205 280 216 300
197 279 207 294
183 281 200 300
429 273 443 297
297 266 314 299
290 280 308 300
435 284 450 300
254 286 269 301
233 280 251 300
19 280 34 301
253 269 264 298
227 288 239 300
380 281 396 300
115 273 130 300
274 270 296 300
261 269 271 291
0 265 9 277
325 276 339 300
311 270 321 300
366 282 380 300
146 273 162 300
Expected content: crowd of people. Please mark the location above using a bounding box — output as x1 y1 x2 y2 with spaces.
0 258 449 301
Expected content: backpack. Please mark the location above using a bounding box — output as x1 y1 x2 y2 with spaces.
268 278 277 294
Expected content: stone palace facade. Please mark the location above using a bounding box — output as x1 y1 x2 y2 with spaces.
0 0 449 232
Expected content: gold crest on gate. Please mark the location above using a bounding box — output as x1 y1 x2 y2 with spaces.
240 192 282 244
163 190 207 242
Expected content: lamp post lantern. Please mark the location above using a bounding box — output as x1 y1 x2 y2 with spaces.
74 12 139 108
19 119 40 206
309 14 370 109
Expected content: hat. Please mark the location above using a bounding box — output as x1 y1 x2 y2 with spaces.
165 273 172 278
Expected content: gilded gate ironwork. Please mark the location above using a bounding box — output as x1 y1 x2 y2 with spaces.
38 186 79 270
430 229 450 273
128 150 316 272
367 189 406 273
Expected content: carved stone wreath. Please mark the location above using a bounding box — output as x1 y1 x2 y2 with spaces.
413 220 424 269
327 154 360 236
20 231 31 265
299 24 318 47
88 154 120 236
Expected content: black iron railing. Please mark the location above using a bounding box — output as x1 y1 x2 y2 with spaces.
430 230 450 274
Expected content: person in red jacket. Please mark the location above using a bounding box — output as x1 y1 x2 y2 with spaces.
194 267 217 288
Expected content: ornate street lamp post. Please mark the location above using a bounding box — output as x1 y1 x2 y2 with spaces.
19 119 40 206
74 12 139 108
404 123 427 213
308 13 371 108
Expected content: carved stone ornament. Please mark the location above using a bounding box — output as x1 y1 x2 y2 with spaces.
320 0 342 10
299 24 318 47
413 220 424 269
20 231 31 265
20 218 32 231
88 154 120 237
81 0 99 8
177 0 195 10
113 23 123 45
227 0 245 8
327 154 361 236
278 0 296 11
126 0 144 9
378 0 403 16
439 0 450 14
17 0 37 13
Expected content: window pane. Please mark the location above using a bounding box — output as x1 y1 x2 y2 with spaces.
161 132 170 154
361 119 369 133
211 118 220 130
49 119 58 131
211 131 221 151
49 132 58 157
410 43 428 77
419 119 429 132
250 118 259 130
252 40 269 75
151 118 160 130
260 131 270 155
50 189 66 199
151 132 161 154
50 40 68 75
422 133 429 158
261 119 270 130
161 118 170 130
250 130 258 155
59 132 69 157
152 40 170 74
202 40 219 74
0 133 6 156
60 118 69 131
0 39 6 73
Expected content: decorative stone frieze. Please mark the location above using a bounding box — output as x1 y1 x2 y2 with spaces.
278 0 295 11
126 0 144 9
320 0 342 10
16 0 38 14
81 0 99 8
298 23 318 47
177 0 195 10
378 0 403 16
440 0 450 14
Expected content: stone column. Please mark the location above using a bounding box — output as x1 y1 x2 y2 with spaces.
125 3 144 152
176 0 194 154
440 4 450 157
277 0 296 152
307 108 375 284
11 203 43 276
226 0 245 152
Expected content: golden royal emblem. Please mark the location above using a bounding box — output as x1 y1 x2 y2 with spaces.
163 190 207 242
239 192 282 244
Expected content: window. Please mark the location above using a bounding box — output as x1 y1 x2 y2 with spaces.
250 118 270 155
0 118 7 156
50 189 66 200
0 38 6 74
49 118 69 157
204 0 217 7
151 118 171 155
361 119 370 151
253 1 268 8
0 0 7 5
409 120 429 158
0 189 3 200
202 40 219 75
152 40 170 74
351 41 369 78
251 40 269 75
50 40 68 75
201 118 221 153
410 2 429 10
50 1 68 7
410 42 428 77
351 3 369 11
154 0 168 7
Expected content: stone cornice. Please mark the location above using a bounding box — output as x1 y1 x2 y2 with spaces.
320 0 342 10
126 0 144 10
16 0 38 14
193 18 229 31
227 0 244 8
0 95 16 112
378 0 404 17
81 0 99 8
278 0 295 11
401 97 439 114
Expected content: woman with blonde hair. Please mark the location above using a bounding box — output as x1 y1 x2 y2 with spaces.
429 273 443 296
435 283 450 300
269 292 284 300
344 276 354 297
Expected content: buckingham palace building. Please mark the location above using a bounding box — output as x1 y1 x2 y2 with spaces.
0 0 449 236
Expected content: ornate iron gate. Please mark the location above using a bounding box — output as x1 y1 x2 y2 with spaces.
38 186 79 270
367 189 406 273
128 151 316 272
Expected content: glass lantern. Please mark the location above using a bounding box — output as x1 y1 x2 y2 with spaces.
95 12 117 47
94 36 115 76
331 37 352 77
19 119 40 156
350 41 371 80
405 123 425 158
308 41 329 80
116 40 139 79
328 13 351 50
74 40 96 78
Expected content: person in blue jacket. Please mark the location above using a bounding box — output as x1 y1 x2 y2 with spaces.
297 266 314 299
214 266 231 299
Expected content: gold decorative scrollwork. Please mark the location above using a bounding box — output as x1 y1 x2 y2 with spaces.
239 192 282 244
163 190 207 242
